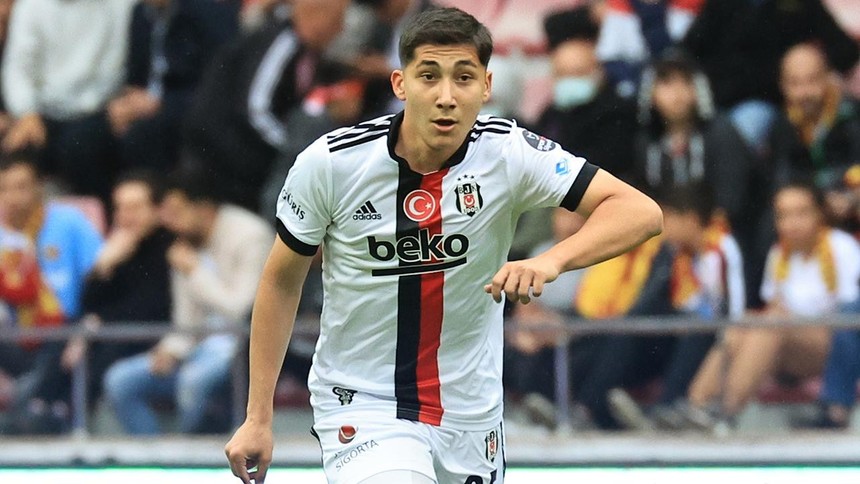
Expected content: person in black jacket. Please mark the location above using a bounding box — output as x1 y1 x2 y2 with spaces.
108 0 240 173
681 0 859 154
771 43 860 230
61 170 173 407
182 0 350 211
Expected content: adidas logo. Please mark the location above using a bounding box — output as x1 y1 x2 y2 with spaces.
353 200 382 221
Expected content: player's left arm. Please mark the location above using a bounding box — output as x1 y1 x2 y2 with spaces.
486 169 662 304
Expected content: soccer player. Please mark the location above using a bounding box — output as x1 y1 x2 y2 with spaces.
226 7 662 484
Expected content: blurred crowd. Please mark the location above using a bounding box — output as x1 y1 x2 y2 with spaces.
0 0 857 436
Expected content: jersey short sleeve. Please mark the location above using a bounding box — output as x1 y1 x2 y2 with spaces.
504 126 599 213
275 136 332 256
759 246 779 304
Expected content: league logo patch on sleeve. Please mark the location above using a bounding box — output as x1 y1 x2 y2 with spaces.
522 130 557 152
454 175 483 217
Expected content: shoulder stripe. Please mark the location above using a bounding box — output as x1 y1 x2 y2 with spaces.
470 127 511 138
327 117 393 144
329 130 388 153
328 125 389 148
475 117 514 128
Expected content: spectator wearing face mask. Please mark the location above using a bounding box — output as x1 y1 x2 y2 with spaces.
536 8 637 180
511 7 637 257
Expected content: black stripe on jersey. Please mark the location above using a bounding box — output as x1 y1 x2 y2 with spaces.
327 125 389 148
327 117 393 144
470 127 511 137
394 170 423 421
276 219 318 256
329 130 389 153
372 258 466 277
560 161 599 211
475 117 513 128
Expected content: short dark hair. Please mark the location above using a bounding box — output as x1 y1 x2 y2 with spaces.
115 168 165 204
163 165 221 204
399 7 493 67
0 148 42 179
659 184 715 226
775 178 828 213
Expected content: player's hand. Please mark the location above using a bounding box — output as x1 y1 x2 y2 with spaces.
484 255 560 304
225 420 274 484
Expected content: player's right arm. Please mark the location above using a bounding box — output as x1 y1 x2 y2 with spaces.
226 237 314 484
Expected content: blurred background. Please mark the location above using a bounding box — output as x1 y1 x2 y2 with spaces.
0 0 859 481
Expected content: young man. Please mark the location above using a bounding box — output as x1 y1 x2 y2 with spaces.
226 7 662 484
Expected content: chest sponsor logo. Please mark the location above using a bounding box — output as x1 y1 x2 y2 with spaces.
522 130 557 152
403 189 436 222
454 176 483 217
367 229 469 276
335 439 380 471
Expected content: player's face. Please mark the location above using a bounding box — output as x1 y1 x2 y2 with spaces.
392 44 492 156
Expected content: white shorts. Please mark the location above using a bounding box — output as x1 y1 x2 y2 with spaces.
312 411 505 484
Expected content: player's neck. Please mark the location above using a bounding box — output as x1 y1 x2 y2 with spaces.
395 118 459 174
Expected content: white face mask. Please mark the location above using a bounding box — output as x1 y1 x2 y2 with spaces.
553 76 599 109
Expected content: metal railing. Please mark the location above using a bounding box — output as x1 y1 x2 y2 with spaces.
2 313 860 438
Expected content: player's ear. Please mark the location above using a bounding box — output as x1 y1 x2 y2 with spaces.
391 69 407 101
482 70 493 103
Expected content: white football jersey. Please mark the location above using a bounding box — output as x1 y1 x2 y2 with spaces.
276 113 597 430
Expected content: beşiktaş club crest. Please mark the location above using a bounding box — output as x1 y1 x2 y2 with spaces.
454 175 483 217
485 429 498 462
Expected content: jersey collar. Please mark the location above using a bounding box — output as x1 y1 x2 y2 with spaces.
386 111 470 171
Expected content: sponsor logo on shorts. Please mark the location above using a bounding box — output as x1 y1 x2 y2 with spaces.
338 425 357 444
334 439 379 471
485 429 498 462
333 386 356 405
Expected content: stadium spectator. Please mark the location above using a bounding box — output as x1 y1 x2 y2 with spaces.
103 168 272 435
1 0 136 200
686 181 860 431
240 0 289 33
182 0 350 211
511 7 636 257
681 0 859 155
771 43 860 229
108 0 240 172
607 186 746 431
632 52 769 306
351 0 436 114
595 0 703 98
0 224 60 427
507 227 689 430
0 151 104 434
61 171 174 408
0 0 15 140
